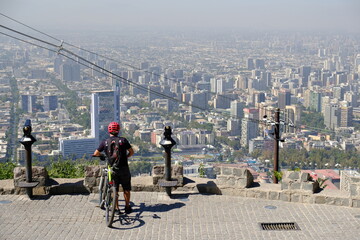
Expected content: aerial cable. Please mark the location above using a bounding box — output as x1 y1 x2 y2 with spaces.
0 12 61 43
0 13 238 103
0 28 338 135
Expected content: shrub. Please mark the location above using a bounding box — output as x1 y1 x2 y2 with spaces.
0 162 17 180
47 160 84 178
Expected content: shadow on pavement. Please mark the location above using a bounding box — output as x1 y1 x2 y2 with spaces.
196 181 222 195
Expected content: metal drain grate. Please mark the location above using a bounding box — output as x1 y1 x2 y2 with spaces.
260 222 301 231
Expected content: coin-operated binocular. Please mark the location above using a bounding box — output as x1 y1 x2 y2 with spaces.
159 126 177 196
19 119 38 199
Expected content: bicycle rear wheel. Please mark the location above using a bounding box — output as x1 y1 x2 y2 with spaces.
105 186 117 227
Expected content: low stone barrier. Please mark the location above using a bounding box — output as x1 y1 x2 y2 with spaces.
152 165 184 187
215 166 254 188
281 171 320 193
13 166 49 194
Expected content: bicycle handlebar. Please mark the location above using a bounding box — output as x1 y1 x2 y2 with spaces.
92 154 106 161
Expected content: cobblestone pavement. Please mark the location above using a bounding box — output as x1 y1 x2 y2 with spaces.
1 192 360 240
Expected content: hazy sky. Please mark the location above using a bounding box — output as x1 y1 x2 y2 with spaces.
1 0 359 33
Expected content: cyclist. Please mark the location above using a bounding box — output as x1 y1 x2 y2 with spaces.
93 122 134 214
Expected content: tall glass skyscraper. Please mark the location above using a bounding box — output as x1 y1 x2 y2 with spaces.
91 90 120 146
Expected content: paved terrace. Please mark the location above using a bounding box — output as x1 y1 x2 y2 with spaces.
1 190 360 240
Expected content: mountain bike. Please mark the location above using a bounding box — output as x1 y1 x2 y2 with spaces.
94 155 118 228
104 165 117 227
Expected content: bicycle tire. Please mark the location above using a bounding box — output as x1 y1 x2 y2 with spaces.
99 175 108 209
98 174 105 208
105 186 117 227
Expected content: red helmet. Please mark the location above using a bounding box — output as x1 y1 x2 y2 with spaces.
108 122 120 134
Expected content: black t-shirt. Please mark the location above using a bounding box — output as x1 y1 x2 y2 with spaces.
97 136 132 168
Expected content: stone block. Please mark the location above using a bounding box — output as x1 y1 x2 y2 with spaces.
172 165 183 176
280 191 291 202
300 172 311 182
290 182 301 190
314 195 326 204
214 167 221 175
222 167 233 175
325 196 350 207
235 178 248 189
352 198 360 208
152 165 164 175
301 181 319 193
215 176 228 186
286 171 300 180
350 183 360 196
152 165 184 187
85 165 101 178
84 177 96 189
233 168 246 177
302 194 314 204
291 193 301 203
281 180 291 190
268 191 280 200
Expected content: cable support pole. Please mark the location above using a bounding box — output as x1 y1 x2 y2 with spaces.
273 108 280 184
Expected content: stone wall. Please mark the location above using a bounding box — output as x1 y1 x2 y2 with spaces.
13 166 49 194
215 166 254 188
281 171 320 193
152 165 183 187
340 171 360 196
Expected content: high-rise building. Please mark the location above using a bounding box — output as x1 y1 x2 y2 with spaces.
189 91 208 113
339 106 353 127
284 105 301 133
214 94 232 109
148 85 162 103
344 91 358 107
299 66 311 87
309 91 322 112
230 100 245 119
140 62 149 70
241 108 259 147
333 86 344 100
227 118 241 136
91 90 120 146
210 78 217 93
60 62 80 82
43 95 58 111
255 59 265 69
278 89 291 109
324 104 339 130
247 58 254 70
21 95 37 113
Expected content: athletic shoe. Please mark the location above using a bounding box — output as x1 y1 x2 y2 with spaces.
125 206 132 214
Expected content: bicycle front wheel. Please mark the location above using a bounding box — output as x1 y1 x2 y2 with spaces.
99 175 107 209
105 186 117 227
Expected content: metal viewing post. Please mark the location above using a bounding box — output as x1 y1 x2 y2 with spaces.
159 126 177 196
19 119 38 199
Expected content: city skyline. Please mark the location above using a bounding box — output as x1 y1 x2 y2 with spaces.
1 0 360 33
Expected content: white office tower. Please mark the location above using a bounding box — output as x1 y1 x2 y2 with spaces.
59 137 96 159
91 90 120 146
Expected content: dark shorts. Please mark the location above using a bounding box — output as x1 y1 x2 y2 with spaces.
113 167 131 191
